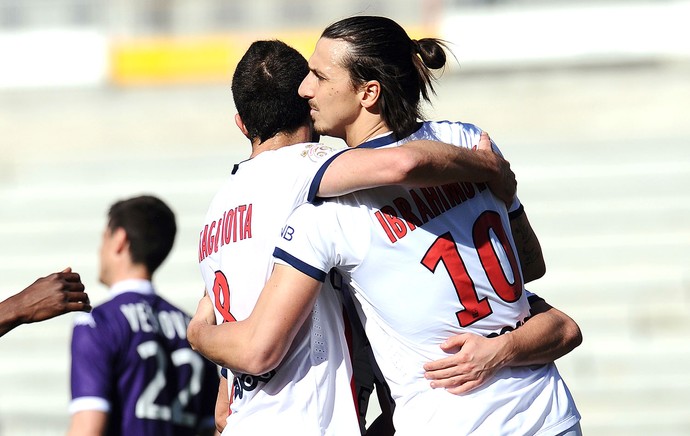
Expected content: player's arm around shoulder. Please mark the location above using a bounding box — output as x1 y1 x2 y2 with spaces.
316 133 514 203
188 264 323 375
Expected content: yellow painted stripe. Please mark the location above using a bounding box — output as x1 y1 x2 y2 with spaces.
112 36 237 85
110 27 438 86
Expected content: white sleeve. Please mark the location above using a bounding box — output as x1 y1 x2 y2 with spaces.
273 202 340 281
273 200 367 280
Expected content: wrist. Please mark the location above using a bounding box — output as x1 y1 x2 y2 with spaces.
6 293 31 325
495 332 519 368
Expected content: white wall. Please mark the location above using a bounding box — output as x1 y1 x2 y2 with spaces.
0 29 108 89
440 1 690 69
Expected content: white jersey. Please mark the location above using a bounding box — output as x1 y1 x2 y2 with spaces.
275 121 580 435
198 142 360 435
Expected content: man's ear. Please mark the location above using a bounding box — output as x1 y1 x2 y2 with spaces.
112 227 129 255
359 80 381 109
235 113 250 139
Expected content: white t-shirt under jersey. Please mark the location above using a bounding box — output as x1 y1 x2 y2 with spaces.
274 122 580 435
198 142 360 435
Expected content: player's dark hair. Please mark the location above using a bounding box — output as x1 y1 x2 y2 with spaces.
107 195 176 274
322 15 448 138
232 40 311 143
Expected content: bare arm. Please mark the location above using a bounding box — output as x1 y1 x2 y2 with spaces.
0 268 90 338
215 374 230 434
318 132 516 205
67 410 108 436
423 298 582 394
187 264 322 375
510 209 546 283
504 298 582 364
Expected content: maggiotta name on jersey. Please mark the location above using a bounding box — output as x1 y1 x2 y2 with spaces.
199 203 253 262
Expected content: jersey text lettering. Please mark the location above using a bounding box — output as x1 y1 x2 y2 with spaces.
120 303 189 339
281 225 295 241
232 371 276 400
376 182 488 243
199 204 253 262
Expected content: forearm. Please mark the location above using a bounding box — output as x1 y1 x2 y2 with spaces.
510 210 546 283
188 265 322 375
318 138 506 197
401 140 501 185
499 300 582 366
0 295 25 337
188 320 278 375
215 375 230 433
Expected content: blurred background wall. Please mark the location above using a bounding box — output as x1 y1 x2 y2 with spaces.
0 0 689 435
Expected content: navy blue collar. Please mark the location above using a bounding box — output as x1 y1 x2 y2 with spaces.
358 123 423 149
359 132 398 149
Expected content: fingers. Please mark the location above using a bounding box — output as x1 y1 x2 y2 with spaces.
60 269 89 312
60 270 83 284
444 380 483 395
477 131 492 151
425 361 463 381
64 290 91 311
423 355 458 372
65 301 93 313
63 280 86 293
65 290 90 303
425 367 483 394
440 332 471 352
55 269 85 292
428 374 472 391
424 361 487 394
424 333 472 372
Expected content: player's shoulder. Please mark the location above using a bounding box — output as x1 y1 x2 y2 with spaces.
73 311 97 329
279 141 345 162
292 196 365 236
409 120 483 149
423 120 483 136
155 295 192 319
232 142 344 180
287 199 336 223
290 199 321 215
71 302 121 343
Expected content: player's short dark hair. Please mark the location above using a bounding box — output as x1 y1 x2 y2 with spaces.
107 195 176 274
322 16 448 138
231 40 310 143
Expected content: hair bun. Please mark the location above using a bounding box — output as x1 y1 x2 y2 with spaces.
411 39 422 54
415 38 447 70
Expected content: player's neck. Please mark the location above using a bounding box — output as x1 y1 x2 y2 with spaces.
250 124 313 158
104 264 151 288
344 118 390 148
